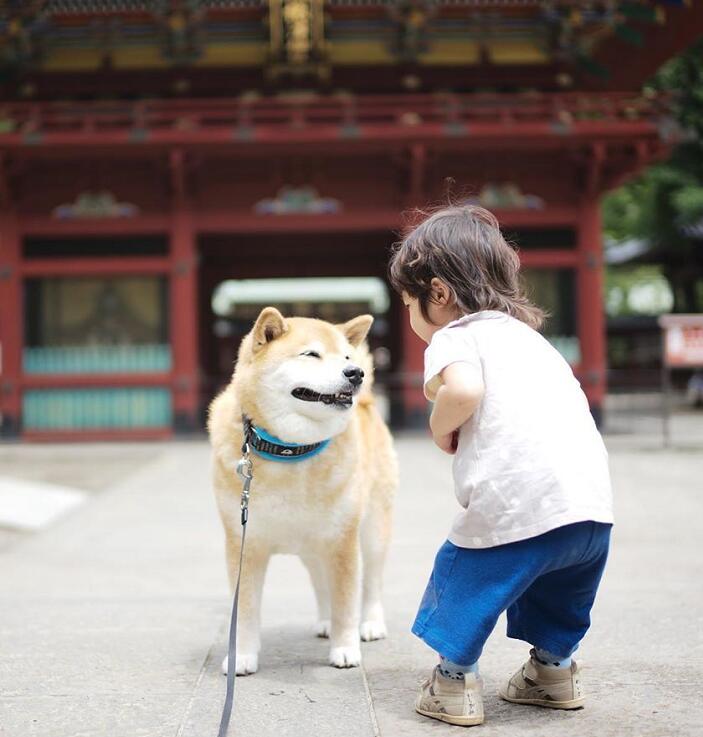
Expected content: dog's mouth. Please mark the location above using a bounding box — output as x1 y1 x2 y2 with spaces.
291 387 355 409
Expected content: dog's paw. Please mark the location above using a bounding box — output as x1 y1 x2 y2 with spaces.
221 653 259 676
360 619 387 642
315 619 331 638
329 645 361 668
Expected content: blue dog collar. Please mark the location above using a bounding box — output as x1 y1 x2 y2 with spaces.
244 418 331 462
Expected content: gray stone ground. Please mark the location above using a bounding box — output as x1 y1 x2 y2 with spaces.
0 414 702 737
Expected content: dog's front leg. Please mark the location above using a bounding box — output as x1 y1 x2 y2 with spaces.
222 533 270 676
301 554 331 638
327 527 361 668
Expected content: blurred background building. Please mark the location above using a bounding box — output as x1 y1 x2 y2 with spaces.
0 0 702 439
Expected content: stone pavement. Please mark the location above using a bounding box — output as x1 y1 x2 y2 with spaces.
0 419 702 737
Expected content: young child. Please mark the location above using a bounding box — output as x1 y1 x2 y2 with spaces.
389 205 613 727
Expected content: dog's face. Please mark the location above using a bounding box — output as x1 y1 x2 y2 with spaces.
235 307 373 444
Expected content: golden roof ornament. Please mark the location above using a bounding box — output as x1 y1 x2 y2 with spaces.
267 0 328 80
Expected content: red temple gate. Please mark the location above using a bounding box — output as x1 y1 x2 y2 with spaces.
0 2 701 438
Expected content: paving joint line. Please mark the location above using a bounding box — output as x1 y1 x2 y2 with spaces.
360 663 381 737
175 620 224 737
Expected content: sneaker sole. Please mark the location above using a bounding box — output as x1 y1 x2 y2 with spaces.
498 691 585 710
415 706 484 726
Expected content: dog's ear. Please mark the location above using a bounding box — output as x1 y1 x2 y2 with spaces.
252 307 287 352
338 314 373 347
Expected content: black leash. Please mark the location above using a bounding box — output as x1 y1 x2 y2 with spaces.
217 424 253 737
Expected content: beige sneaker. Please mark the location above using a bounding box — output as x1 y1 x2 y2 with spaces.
499 649 584 709
415 666 484 726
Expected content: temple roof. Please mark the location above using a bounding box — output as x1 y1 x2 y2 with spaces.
1 1 702 98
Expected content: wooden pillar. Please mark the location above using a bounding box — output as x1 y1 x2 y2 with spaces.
0 152 22 436
397 143 428 426
408 143 426 208
577 196 606 426
400 298 428 427
169 149 200 432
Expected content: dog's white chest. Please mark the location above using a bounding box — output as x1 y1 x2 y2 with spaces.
216 461 358 554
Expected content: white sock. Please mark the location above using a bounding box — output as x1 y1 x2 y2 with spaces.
533 647 572 669
438 655 479 680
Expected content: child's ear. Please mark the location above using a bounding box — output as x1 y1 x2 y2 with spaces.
251 307 287 352
430 277 452 306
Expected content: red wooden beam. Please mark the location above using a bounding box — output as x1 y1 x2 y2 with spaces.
169 148 200 431
0 92 672 154
0 152 20 435
1 90 667 119
21 373 172 389
21 257 171 277
400 298 427 424
0 120 666 150
494 208 579 228
576 196 606 416
603 139 670 193
0 152 10 208
517 250 579 268
586 141 606 196
19 215 170 237
0 208 22 433
408 143 427 207
195 207 580 235
195 210 402 234
22 428 173 442
12 209 581 242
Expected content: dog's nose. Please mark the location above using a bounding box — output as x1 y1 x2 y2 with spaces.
343 366 364 386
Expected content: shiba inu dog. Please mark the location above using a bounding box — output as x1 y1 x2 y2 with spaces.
208 307 397 675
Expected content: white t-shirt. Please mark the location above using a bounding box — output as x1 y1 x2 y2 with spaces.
424 310 613 549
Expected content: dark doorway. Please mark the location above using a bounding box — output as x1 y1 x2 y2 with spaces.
197 230 399 420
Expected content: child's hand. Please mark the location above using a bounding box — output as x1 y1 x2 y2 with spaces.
433 429 459 455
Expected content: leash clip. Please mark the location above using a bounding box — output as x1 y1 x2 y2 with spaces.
236 456 253 526
236 456 253 482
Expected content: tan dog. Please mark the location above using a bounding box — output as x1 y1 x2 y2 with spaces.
208 307 397 675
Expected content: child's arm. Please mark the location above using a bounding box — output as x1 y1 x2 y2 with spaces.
429 362 484 453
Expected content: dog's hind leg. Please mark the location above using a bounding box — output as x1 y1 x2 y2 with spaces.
222 533 270 676
327 527 362 668
359 502 390 642
301 554 331 638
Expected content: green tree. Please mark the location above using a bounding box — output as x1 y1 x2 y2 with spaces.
603 38 703 313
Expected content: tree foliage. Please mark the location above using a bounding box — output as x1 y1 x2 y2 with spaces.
602 38 703 313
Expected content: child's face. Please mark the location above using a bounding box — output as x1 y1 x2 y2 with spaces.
402 285 459 344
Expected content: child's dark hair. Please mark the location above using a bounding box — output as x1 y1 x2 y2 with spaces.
388 204 545 330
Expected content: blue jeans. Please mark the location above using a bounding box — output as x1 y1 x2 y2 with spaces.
412 521 612 665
